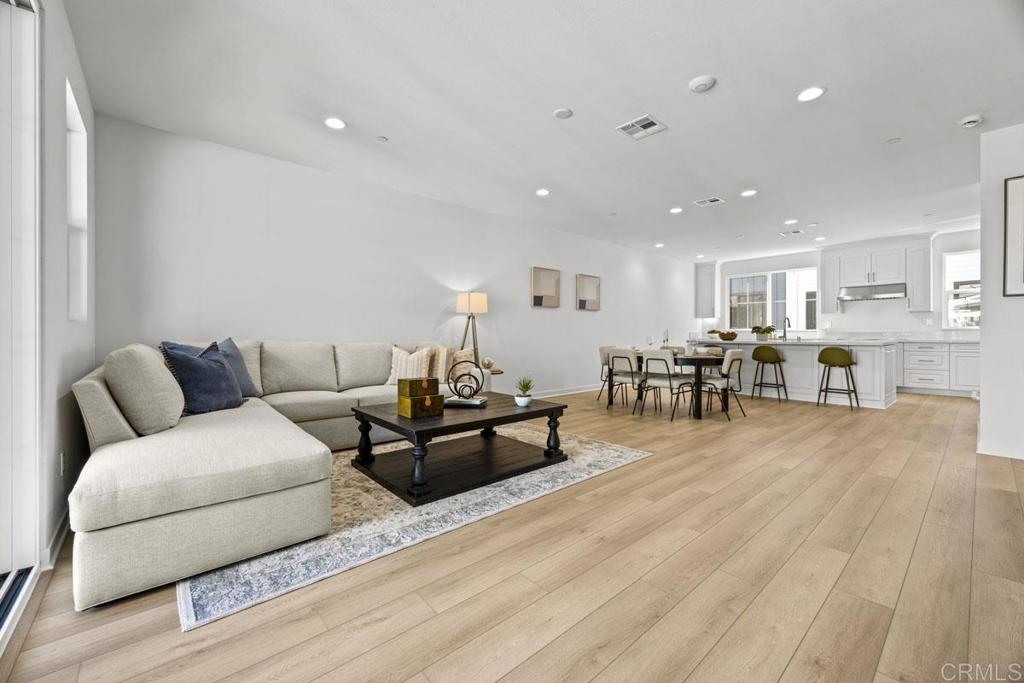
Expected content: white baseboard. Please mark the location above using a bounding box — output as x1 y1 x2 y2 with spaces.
976 440 1024 461
44 514 69 571
534 384 603 399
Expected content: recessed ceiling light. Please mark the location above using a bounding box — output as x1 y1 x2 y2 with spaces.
324 117 347 130
797 86 826 102
736 234 745 240
807 222 819 228
959 113 984 129
814 236 826 241
784 219 799 225
654 243 664 248
740 189 758 198
553 108 574 119
669 207 683 214
886 137 902 144
696 254 705 258
376 135 389 142
608 212 617 217
923 213 933 218
536 188 550 197
778 232 789 238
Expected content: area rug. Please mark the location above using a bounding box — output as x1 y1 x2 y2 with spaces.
176 423 651 630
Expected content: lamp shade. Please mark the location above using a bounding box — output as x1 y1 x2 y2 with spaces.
456 291 488 314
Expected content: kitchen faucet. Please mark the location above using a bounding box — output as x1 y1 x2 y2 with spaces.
783 316 791 341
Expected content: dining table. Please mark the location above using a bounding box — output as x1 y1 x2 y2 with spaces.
605 351 725 419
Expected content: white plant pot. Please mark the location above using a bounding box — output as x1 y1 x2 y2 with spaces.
514 395 532 407
756 333 769 341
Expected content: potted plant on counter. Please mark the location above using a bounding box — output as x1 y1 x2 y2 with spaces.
515 377 534 407
751 325 776 341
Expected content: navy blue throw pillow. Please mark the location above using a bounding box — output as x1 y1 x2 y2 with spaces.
160 341 243 415
160 338 259 397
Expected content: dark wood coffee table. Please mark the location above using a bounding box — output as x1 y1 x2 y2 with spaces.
350 392 567 506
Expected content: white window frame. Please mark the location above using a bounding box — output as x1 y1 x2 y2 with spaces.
942 249 981 330
728 266 818 332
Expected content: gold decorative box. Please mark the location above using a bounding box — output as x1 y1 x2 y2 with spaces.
397 377 439 398
397 393 444 419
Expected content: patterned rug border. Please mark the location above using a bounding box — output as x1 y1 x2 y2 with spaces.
176 425 650 631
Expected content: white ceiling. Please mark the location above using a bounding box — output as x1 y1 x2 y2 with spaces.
66 0 1024 262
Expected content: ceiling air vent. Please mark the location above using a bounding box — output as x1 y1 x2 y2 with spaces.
616 114 667 140
693 196 725 207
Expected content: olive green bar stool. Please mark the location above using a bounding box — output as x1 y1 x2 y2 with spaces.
750 345 788 402
817 346 859 410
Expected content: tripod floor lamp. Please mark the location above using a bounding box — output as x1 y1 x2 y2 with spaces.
456 291 488 365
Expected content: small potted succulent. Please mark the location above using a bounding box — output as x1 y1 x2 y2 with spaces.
751 325 776 341
514 376 534 407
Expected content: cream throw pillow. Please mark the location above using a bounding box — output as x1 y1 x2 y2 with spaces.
431 345 453 384
386 346 434 385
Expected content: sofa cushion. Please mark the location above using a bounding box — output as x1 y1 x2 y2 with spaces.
340 382 455 407
161 341 244 415
68 401 330 532
104 344 184 436
263 391 358 422
338 384 397 407
335 343 392 391
261 342 338 394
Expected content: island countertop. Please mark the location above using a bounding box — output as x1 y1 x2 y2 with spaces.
694 337 899 347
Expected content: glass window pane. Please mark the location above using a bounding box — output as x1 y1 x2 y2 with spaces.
943 251 980 328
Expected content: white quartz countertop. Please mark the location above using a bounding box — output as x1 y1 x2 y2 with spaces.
696 337 979 347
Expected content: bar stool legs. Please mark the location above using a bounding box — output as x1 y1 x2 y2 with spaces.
751 361 788 402
816 347 860 410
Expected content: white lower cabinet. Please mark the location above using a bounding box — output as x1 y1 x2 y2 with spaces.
899 341 979 393
950 346 980 392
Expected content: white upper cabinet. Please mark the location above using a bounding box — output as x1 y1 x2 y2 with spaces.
819 254 840 314
839 252 872 286
694 262 716 319
871 248 906 284
906 245 932 311
838 247 906 286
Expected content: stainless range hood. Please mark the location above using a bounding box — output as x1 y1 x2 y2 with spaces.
837 283 907 302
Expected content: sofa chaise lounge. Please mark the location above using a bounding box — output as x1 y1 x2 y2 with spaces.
69 340 489 609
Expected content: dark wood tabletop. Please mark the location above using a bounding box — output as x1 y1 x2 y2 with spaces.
351 391 567 441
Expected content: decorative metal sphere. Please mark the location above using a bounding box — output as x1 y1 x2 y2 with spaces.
481 356 495 369
448 360 484 399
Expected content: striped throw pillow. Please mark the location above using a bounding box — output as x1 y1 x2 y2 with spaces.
386 346 434 385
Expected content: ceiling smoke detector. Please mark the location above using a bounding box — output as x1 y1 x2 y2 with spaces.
616 114 667 140
688 75 717 94
693 196 725 207
959 113 984 129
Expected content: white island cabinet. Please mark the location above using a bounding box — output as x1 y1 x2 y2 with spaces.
711 340 898 409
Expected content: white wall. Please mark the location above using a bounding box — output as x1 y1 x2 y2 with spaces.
705 231 981 339
95 116 693 396
979 123 1024 459
40 0 96 563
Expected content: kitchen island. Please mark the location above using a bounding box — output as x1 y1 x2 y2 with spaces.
700 339 899 409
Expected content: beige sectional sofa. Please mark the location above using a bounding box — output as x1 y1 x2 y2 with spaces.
69 340 489 609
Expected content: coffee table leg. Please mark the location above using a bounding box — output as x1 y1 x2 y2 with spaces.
481 425 496 438
408 441 432 497
356 417 374 465
545 413 563 458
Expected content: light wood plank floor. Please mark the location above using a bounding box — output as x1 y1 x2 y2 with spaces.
6 390 1023 683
